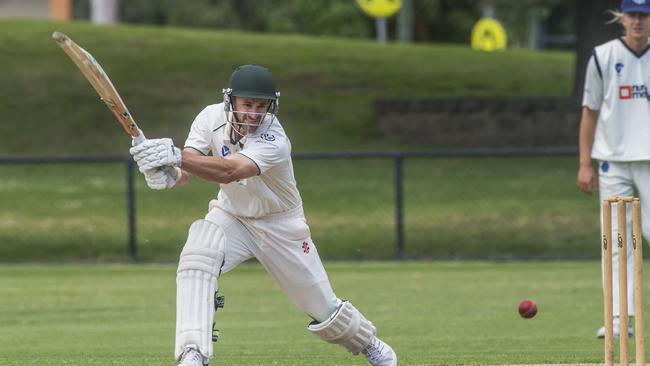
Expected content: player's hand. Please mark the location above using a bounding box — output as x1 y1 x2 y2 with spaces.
129 138 181 172
576 164 597 194
143 166 181 190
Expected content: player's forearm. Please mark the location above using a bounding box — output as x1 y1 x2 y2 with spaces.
578 107 599 166
181 151 239 184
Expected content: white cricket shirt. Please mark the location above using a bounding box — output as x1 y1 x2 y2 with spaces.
583 38 650 161
184 103 302 218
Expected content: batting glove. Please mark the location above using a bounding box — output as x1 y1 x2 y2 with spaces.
129 138 182 173
143 166 181 190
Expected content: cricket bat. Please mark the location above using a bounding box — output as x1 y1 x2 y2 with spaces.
52 31 145 145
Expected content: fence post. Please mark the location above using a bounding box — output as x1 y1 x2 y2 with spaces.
126 158 137 262
394 154 404 259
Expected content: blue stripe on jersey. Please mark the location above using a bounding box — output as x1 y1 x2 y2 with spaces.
642 44 650 57
617 38 650 58
592 49 603 79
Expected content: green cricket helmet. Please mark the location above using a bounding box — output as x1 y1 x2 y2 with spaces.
223 64 280 116
222 64 280 139
227 64 279 100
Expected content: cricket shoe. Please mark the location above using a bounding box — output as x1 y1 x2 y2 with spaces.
362 337 397 366
178 344 209 366
596 317 634 339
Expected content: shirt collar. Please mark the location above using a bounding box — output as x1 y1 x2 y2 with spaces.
222 123 247 146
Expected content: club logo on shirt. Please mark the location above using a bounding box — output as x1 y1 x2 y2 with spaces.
261 133 276 142
619 85 650 100
221 146 230 156
302 241 310 254
601 161 609 173
615 62 624 76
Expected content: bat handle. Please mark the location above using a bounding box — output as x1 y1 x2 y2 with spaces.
132 133 146 146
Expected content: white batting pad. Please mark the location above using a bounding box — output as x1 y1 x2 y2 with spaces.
307 301 376 355
175 220 226 360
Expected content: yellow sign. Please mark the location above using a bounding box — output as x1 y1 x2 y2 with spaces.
356 0 402 18
471 18 507 51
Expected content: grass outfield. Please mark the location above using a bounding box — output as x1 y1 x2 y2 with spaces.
0 261 640 365
0 156 600 262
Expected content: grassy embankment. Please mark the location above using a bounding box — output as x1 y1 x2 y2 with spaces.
0 19 573 154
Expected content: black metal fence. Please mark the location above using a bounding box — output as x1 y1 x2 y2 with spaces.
0 155 138 261
0 147 578 262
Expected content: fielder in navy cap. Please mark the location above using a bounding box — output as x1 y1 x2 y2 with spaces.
578 0 650 342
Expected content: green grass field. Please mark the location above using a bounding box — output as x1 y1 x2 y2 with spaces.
0 155 600 262
0 261 640 365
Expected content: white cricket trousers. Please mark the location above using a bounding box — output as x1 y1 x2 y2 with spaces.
204 204 340 322
599 160 650 316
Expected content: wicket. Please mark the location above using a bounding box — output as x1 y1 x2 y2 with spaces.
602 197 644 366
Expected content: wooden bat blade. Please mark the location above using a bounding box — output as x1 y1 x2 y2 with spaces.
52 31 142 140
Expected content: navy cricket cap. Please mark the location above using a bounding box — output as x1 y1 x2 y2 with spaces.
621 0 650 14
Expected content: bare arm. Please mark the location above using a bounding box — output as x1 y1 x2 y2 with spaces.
576 106 599 194
179 148 260 185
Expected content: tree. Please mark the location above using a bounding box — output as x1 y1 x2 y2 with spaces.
90 0 119 24
572 0 620 96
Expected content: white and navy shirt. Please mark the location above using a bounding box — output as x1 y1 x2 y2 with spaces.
184 103 302 218
583 38 650 161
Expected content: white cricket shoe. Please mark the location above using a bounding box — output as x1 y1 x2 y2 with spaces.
596 316 634 339
178 345 209 366
362 337 397 366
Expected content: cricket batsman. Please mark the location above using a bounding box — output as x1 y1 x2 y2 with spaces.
129 64 398 366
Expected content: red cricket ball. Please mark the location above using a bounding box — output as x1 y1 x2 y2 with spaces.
518 299 537 319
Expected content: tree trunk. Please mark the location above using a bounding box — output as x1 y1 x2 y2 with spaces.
572 0 620 97
90 0 119 24
397 0 414 42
